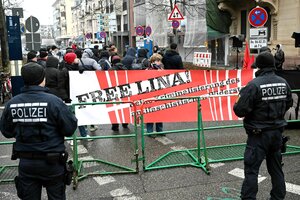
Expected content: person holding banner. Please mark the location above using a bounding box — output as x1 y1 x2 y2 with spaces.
146 53 164 137
233 52 293 200
62 52 93 141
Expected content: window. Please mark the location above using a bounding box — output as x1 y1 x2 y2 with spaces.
123 14 128 31
241 10 247 38
123 1 127 11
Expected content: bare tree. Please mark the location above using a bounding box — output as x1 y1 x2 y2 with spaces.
0 0 9 72
146 0 206 18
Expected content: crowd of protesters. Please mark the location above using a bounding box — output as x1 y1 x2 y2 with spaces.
25 43 184 138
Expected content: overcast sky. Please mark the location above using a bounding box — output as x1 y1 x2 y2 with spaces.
22 0 55 25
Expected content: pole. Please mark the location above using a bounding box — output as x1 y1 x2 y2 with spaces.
30 16 34 51
14 60 19 76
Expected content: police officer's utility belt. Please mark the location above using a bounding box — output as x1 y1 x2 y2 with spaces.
14 152 63 161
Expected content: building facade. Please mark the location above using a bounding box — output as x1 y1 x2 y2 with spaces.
52 0 300 68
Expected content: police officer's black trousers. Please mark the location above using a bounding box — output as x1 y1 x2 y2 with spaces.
16 159 66 200
15 176 65 200
241 128 286 200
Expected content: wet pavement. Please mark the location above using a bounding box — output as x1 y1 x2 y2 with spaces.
1 120 300 199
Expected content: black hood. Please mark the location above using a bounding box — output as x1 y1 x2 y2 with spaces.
138 48 148 58
164 49 179 57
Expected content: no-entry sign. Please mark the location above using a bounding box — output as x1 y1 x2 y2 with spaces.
248 7 268 27
136 25 144 36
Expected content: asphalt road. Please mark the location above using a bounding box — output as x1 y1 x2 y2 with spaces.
1 120 300 200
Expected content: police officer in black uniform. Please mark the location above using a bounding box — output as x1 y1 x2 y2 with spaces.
0 63 77 200
233 52 293 200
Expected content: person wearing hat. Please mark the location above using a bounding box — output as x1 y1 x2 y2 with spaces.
37 48 48 68
233 52 293 200
0 62 77 200
78 48 101 70
61 52 94 141
251 46 271 69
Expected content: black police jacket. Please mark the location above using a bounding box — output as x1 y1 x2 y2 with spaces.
233 68 293 130
0 86 78 153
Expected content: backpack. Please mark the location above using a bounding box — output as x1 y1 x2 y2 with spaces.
98 58 111 70
131 58 147 70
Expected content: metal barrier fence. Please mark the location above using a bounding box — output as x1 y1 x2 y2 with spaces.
69 101 139 189
139 91 300 173
0 141 17 183
1 90 300 185
140 97 210 174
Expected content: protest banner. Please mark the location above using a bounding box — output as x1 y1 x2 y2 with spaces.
70 70 255 125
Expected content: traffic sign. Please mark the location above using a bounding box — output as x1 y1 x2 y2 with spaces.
20 23 25 34
100 31 106 38
248 7 268 27
25 16 40 33
145 26 152 36
172 20 180 29
136 25 144 36
12 8 23 18
85 33 92 39
250 27 267 38
250 38 268 49
168 4 184 21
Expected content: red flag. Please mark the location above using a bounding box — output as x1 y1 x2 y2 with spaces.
243 41 255 69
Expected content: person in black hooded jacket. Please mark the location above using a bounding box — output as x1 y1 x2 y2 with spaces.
162 43 184 69
122 47 136 69
136 48 150 69
45 56 68 101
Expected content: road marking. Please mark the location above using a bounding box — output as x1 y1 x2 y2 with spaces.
286 182 300 195
77 145 88 154
114 196 142 200
0 155 10 159
93 176 116 186
0 192 18 199
228 168 267 183
210 163 225 168
155 136 175 145
170 146 186 151
78 156 98 167
110 186 133 197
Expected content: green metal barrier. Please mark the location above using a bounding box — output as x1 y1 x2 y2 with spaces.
1 90 300 184
139 91 300 173
69 101 139 190
0 141 17 184
140 97 210 174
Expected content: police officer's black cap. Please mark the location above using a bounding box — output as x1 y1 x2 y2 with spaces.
21 63 45 86
255 52 275 69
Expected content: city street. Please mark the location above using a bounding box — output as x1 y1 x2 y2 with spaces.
1 120 300 200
